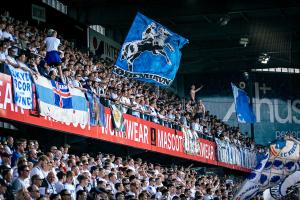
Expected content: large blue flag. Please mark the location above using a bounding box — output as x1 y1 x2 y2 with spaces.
231 83 256 123
114 12 188 86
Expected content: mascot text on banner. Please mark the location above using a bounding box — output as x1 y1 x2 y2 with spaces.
114 12 188 86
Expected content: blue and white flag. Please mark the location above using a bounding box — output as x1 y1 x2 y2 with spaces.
233 153 270 200
7 65 33 109
264 171 300 200
231 83 256 123
34 76 89 125
234 136 300 200
114 12 188 86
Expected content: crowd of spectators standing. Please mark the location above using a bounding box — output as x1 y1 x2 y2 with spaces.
0 11 257 153
0 9 269 200
0 136 247 200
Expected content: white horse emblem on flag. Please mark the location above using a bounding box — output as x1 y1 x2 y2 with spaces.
120 22 175 71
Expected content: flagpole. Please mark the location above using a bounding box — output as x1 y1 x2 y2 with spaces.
232 83 241 129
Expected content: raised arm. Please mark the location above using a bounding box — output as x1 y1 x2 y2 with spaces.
195 85 204 93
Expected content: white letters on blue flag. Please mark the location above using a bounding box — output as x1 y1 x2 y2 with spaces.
114 12 188 86
231 83 256 123
8 65 33 109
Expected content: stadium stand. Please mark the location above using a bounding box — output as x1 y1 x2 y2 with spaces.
0 10 262 200
0 11 257 154
0 136 245 200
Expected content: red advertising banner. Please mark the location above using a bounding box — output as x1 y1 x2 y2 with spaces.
0 73 250 172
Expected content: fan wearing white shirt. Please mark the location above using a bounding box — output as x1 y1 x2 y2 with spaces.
146 178 157 196
204 188 214 200
2 25 14 42
119 91 131 113
30 155 49 179
11 165 30 195
5 48 18 67
16 53 36 77
131 97 142 118
44 29 62 69
0 23 5 40
55 171 66 194
0 42 7 63
63 171 76 200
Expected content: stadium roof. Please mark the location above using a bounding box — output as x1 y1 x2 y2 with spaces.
62 0 300 74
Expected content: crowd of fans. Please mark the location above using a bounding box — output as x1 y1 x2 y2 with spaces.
0 11 257 152
0 136 246 200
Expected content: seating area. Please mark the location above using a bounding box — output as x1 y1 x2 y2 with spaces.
0 11 257 154
0 10 262 200
0 136 244 200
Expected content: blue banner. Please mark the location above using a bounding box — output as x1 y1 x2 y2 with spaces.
7 65 33 109
86 91 106 127
231 83 256 123
114 12 188 86
97 98 106 127
86 91 96 125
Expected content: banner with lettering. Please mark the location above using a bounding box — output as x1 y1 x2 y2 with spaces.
0 73 251 172
183 72 300 145
7 65 33 109
215 138 256 169
183 127 200 155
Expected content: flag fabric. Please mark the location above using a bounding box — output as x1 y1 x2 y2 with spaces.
263 171 300 199
34 75 89 125
114 12 188 86
183 127 200 155
7 65 33 109
233 153 269 200
233 136 300 200
86 91 99 126
231 83 256 123
98 98 106 127
50 80 72 108
85 91 106 127
215 138 256 168
110 104 125 131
